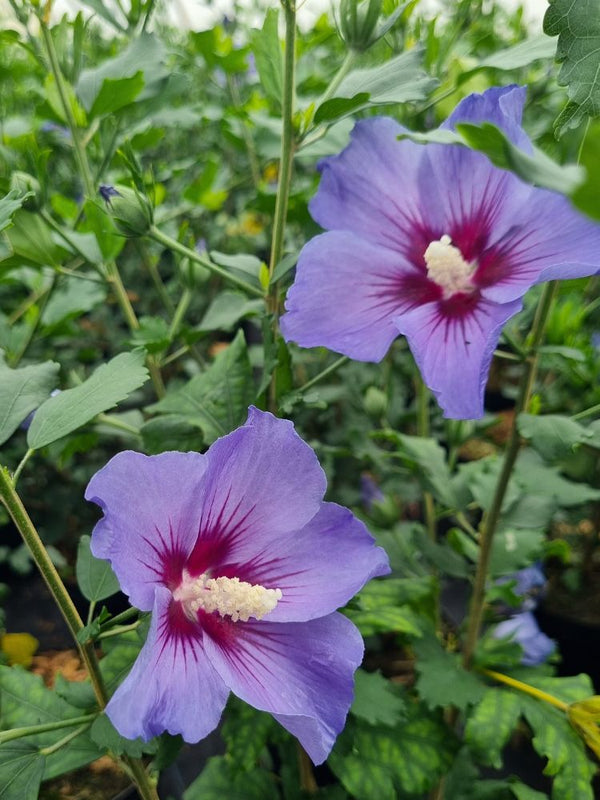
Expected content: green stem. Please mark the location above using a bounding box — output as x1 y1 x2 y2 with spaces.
0 714 96 746
314 50 356 110
40 724 94 756
96 413 141 436
12 448 35 486
101 606 139 629
297 355 349 394
482 669 568 712
462 282 558 669
168 289 192 342
573 402 600 422
149 226 263 297
268 0 297 287
39 20 94 198
416 377 436 541
0 467 108 706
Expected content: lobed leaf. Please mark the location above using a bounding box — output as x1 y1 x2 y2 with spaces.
0 360 59 446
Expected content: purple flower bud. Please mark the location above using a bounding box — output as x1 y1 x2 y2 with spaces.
493 612 555 666
497 563 547 613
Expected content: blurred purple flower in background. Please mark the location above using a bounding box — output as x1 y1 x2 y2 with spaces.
497 563 547 613
281 86 600 419
493 611 555 666
86 408 389 764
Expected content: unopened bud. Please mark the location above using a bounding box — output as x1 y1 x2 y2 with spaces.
10 171 41 210
339 0 382 52
364 385 387 417
99 184 153 237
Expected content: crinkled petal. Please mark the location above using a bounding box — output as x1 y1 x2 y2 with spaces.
396 296 523 419
185 408 327 575
230 503 390 622
202 613 364 764
441 85 531 151
281 231 437 362
493 612 555 667
106 586 229 742
86 451 208 610
478 190 600 303
310 117 432 253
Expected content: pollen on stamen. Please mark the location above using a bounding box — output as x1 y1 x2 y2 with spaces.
424 234 475 296
173 570 282 623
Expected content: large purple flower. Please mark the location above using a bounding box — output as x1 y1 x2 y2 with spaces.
281 86 600 419
85 408 389 764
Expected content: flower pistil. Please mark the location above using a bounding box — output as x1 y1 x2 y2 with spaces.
173 569 282 623
424 234 475 297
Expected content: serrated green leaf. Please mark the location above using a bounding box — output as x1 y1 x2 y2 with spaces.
198 292 263 332
184 756 278 800
89 72 145 118
250 8 282 107
330 708 457 799
140 415 204 454
5 209 69 267
0 360 59 446
518 414 600 461
544 0 600 135
76 535 120 602
345 576 433 635
221 698 278 772
469 34 557 74
489 529 545 577
42 277 106 329
0 666 100 779
0 190 30 234
351 670 406 727
335 47 436 107
90 713 156 758
396 433 457 506
0 742 45 800
77 33 167 112
414 631 486 712
465 689 522 768
148 330 254 443
313 93 371 125
129 315 171 353
28 350 149 449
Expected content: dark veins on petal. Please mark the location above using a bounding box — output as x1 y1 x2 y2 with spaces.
141 520 187 590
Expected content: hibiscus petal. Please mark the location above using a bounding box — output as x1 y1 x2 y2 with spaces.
230 502 390 622
185 408 327 575
441 85 531 151
106 586 229 742
202 613 364 764
281 231 437 361
86 451 207 610
309 117 432 253
479 189 600 303
396 296 523 419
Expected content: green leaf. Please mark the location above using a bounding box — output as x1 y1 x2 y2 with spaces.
129 316 171 354
140 416 204 454
414 631 486 712
76 33 167 113
544 0 600 135
76 535 120 602
330 707 457 799
0 666 100 779
455 123 583 195
345 577 433 636
250 8 282 107
89 72 145 118
351 670 406 727
90 713 156 758
465 689 522 768
148 330 254 443
221 698 278 772
395 433 457 507
314 93 370 125
42 278 106 329
198 292 263 332
0 742 45 800
0 360 59 446
336 47 435 106
489 529 545 577
184 756 278 800
5 210 70 267
100 632 142 694
518 414 600 461
464 34 557 77
0 190 30 234
27 350 149 449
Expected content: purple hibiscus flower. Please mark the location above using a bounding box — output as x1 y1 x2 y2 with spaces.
85 407 389 764
281 86 600 419
493 611 555 667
